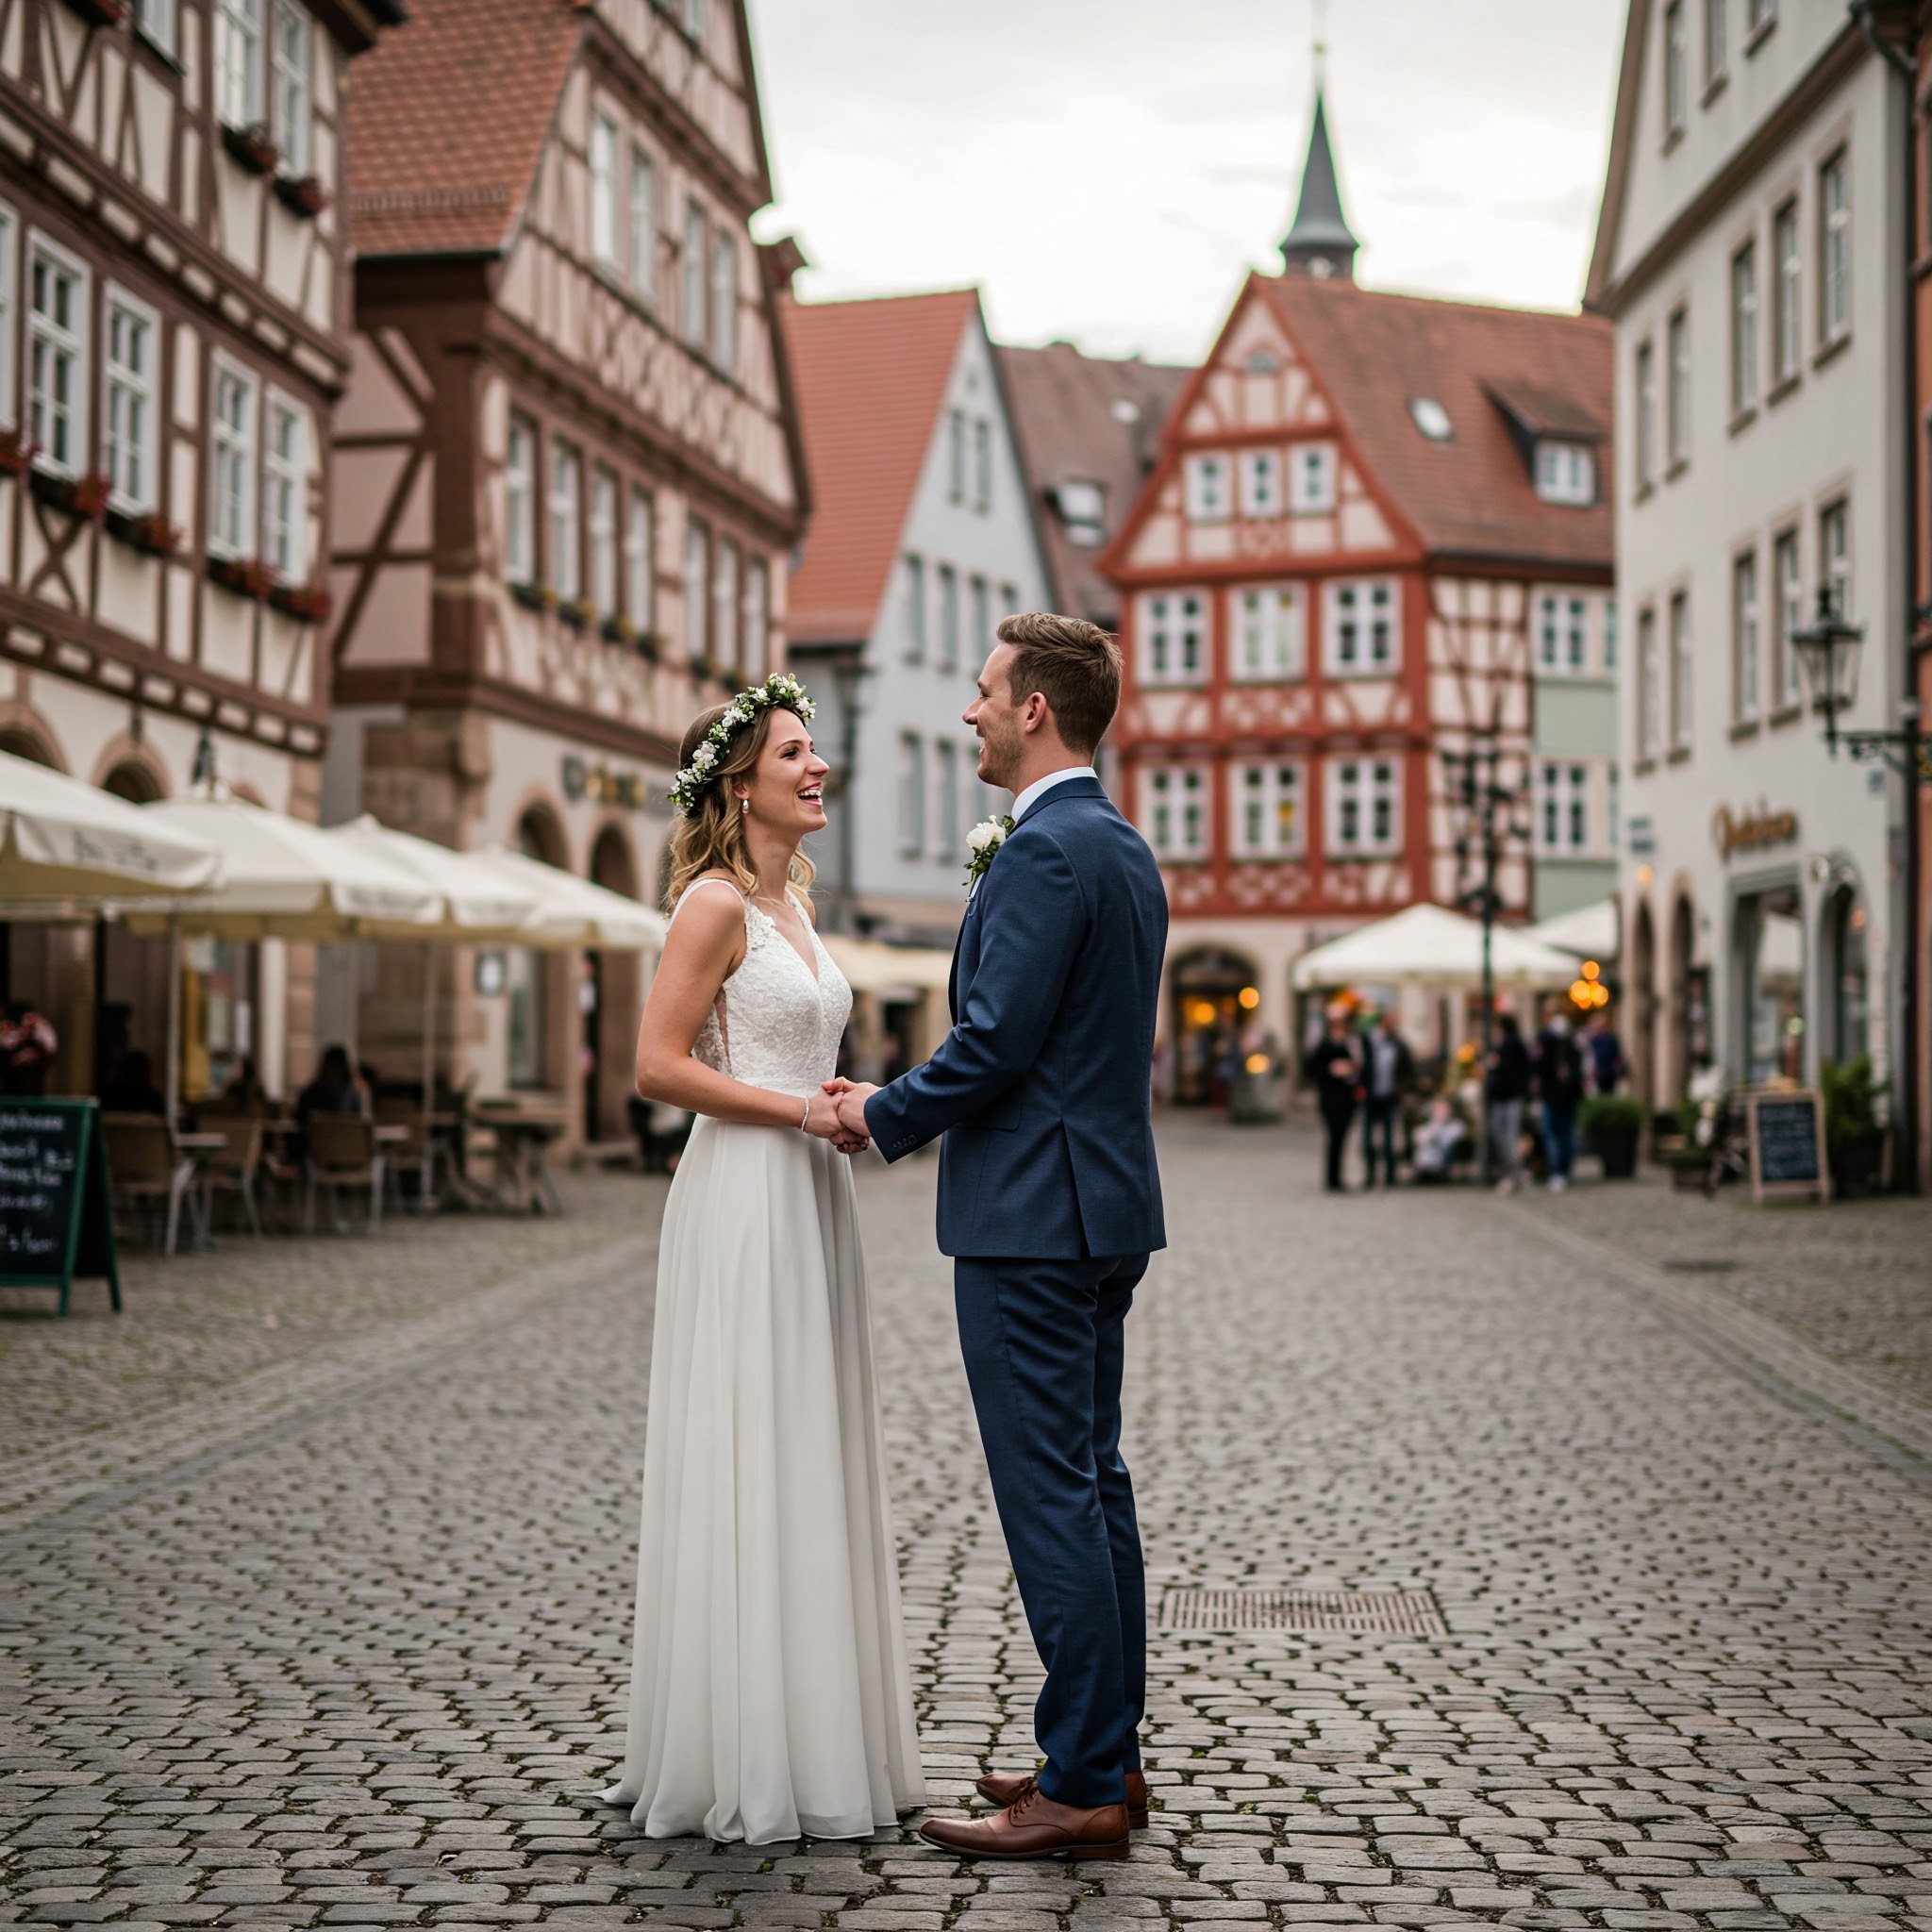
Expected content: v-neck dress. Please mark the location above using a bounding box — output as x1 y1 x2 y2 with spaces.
600 880 925 1843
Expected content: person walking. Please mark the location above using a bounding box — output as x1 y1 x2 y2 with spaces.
1535 1008 1586 1191
1303 1006 1362 1194
1485 1011 1531 1193
1585 1010 1626 1095
1359 1008 1413 1188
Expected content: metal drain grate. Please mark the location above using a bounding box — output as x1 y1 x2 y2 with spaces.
1159 1587 1447 1635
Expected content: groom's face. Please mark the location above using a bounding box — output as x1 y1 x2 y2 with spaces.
967 645 1025 791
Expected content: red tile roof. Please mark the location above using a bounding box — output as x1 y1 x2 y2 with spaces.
1253 275 1614 568
780 289 979 645
998 342 1190 627
345 0 582 258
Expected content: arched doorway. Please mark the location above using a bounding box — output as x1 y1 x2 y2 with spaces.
1666 892 1706 1103
1821 882 1869 1067
1169 946 1261 1107
1628 898 1656 1108
1736 883 1803 1086
507 806 568 1091
585 824 641 1142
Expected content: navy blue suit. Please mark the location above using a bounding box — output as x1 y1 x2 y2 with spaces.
864 772 1167 1807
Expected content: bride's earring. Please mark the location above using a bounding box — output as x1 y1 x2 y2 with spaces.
740 797 750 816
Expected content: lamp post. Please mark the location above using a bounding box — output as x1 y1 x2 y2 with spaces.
1791 583 1925 1190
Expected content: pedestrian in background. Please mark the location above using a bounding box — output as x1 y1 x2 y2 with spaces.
1485 1011 1530 1194
1535 1006 1586 1192
1585 1010 1626 1095
0 999 58 1096
1304 1005 1363 1194
1359 1007 1413 1188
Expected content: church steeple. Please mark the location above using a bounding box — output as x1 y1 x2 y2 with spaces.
1280 33 1358 282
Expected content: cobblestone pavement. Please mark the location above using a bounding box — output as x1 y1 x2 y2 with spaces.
3 1118 1930 1931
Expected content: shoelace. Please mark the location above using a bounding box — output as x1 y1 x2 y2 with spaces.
1007 1776 1041 1818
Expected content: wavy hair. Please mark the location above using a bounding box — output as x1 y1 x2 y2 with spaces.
663 702 818 911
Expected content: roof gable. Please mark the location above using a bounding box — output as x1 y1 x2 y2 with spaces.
781 289 982 645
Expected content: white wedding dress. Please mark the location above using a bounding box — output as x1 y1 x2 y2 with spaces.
601 880 926 1843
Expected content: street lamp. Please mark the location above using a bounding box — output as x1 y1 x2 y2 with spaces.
1790 584 1866 757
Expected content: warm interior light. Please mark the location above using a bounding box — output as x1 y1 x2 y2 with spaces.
1244 1052 1270 1075
1186 998 1219 1028
1238 986 1260 1010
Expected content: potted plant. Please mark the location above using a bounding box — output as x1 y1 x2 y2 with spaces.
559 594 597 630
105 506 182 556
208 552 275 599
222 122 281 176
1579 1093 1644 1179
1822 1056 1887 1196
601 612 636 647
0 429 36 477
30 468 111 520
634 628 661 663
509 579 552 613
275 174 329 219
64 0 126 25
268 579 332 625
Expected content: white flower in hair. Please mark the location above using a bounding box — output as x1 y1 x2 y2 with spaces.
668 672 820 814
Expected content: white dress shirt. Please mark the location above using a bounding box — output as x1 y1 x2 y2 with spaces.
1011 764 1094 823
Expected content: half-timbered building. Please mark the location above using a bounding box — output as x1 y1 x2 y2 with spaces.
0 0 397 1103
1104 88 1616 1098
323 0 807 1147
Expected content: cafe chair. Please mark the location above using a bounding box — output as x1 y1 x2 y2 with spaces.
102 1112 199 1257
374 1099 437 1213
304 1113 388 1237
194 1115 266 1240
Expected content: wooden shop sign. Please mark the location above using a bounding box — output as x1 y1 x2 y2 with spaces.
1712 804 1798 858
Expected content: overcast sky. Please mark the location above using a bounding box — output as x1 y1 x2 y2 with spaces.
748 0 1628 364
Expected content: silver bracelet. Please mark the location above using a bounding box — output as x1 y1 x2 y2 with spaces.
800 1095 811 1132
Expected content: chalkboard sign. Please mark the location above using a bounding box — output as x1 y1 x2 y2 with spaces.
1747 1090 1830 1205
0 1099 122 1314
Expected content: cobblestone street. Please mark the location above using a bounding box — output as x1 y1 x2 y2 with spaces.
4 1120 1931 1931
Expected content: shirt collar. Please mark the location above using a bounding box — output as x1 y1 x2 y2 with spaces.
1010 764 1094 823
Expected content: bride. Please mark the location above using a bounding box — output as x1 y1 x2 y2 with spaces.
600 674 926 1844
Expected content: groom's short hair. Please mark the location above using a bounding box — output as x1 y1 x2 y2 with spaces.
996 612 1122 756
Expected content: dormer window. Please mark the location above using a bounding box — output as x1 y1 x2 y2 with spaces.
1409 397 1453 441
1536 441 1596 507
1053 479 1107 547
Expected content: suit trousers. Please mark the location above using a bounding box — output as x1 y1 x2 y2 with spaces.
954 1251 1148 1808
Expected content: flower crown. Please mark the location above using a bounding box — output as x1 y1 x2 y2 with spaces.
668 673 817 815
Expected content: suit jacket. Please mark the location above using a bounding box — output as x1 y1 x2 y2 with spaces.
863 773 1168 1259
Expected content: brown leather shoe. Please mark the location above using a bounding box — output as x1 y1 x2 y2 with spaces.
920 1784 1129 1861
975 1768 1149 1830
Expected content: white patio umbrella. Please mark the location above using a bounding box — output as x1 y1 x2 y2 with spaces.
466 845 668 950
1526 897 1620 962
1291 902 1581 992
0 748 220 902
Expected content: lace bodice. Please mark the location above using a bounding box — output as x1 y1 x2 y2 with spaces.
681 883 853 1100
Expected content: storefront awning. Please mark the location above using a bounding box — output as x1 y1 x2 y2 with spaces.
1526 898 1619 962
0 749 221 902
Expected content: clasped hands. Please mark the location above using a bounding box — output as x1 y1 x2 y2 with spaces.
807 1078 880 1155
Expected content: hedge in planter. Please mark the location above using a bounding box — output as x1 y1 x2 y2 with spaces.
1580 1093 1644 1178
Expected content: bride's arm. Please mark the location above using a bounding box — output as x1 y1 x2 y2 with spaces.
634 888 846 1136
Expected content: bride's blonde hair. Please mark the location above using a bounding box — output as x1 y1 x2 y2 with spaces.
664 701 818 911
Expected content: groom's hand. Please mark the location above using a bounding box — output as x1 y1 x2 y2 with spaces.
825 1079 879 1138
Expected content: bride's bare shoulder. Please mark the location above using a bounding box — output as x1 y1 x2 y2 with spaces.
667 874 747 948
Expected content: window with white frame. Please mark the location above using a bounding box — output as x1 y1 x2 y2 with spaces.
970 574 989 664
549 443 582 599
1324 578 1398 675
1538 593 1588 675
27 235 88 476
943 408 964 504
1232 761 1305 858
1667 307 1690 468
589 113 619 270
590 466 618 612
214 0 263 129
271 1 309 173
104 289 158 511
506 413 535 585
1730 241 1757 414
742 555 768 681
1535 441 1595 505
1537 761 1591 855
1721 548 1758 730
1773 197 1800 384
1637 607 1659 758
1821 497 1849 621
1605 598 1619 670
0 206 15 428
629 149 657 303
263 392 304 577
209 358 257 557
974 418 991 511
897 732 925 856
936 563 958 672
1663 0 1687 135
709 229 736 374
1773 525 1800 707
713 536 739 674
1820 149 1850 344
685 515 709 660
903 553 925 662
682 0 706 42
1183 454 1229 522
1141 591 1206 684
134 0 176 55
681 201 708 346
1669 588 1692 751
1289 442 1336 513
1238 450 1281 517
1704 0 1726 85
934 738 958 862
1233 585 1305 681
1635 340 1657 490
1143 766 1206 862
624 488 652 629
1329 758 1401 857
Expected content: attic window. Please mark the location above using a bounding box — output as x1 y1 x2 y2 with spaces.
1246 350 1280 375
1109 397 1141 426
1409 397 1453 441
1054 479 1108 547
1536 441 1597 507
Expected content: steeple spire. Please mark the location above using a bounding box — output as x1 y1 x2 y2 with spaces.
1280 13 1358 282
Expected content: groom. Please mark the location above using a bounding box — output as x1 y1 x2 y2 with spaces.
828 612 1167 1862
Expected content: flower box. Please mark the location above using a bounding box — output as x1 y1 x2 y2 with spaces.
208 552 275 600
30 469 111 520
0 430 35 477
509 580 553 613
268 579 333 625
600 613 636 647
635 629 662 662
693 653 724 682
558 595 597 630
64 0 127 25
222 122 281 176
105 506 183 557
275 174 328 219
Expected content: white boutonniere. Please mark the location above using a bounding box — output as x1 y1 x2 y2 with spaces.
963 814 1016 898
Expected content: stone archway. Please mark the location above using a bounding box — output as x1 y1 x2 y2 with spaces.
585 822 642 1143
508 804 571 1092
1628 897 1656 1108
1667 891 1703 1103
1169 945 1262 1107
